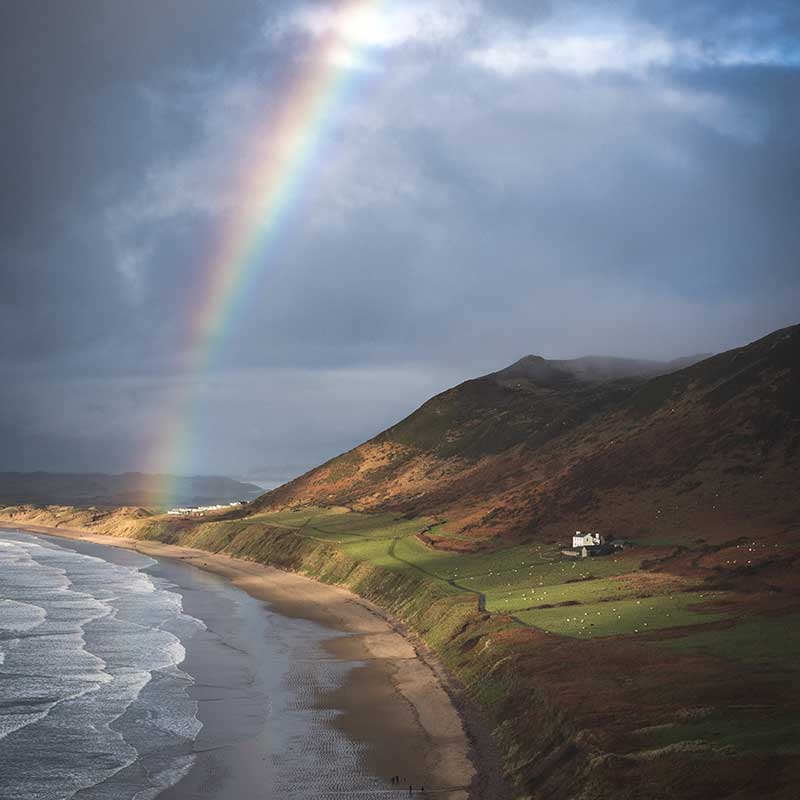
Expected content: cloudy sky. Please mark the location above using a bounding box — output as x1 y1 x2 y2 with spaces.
1 0 798 484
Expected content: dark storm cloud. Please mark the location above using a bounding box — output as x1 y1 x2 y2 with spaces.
0 0 271 365
1 0 798 478
1 0 266 242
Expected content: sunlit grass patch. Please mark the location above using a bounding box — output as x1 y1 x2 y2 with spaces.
515 592 730 638
340 537 398 568
335 537 466 599
238 509 681 632
249 506 432 543
309 512 428 537
393 536 560 582
248 506 322 527
318 526 648 616
483 574 633 613
474 552 644 612
401 540 610 604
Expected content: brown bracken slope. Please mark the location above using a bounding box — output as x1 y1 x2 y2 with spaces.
254 324 799 550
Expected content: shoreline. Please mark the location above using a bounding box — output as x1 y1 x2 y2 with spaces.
2 522 502 799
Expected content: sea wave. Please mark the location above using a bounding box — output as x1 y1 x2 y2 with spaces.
0 531 204 800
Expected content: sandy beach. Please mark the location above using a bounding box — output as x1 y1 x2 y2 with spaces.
2 523 495 799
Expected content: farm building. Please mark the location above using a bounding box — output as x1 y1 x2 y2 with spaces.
572 530 604 548
562 530 625 558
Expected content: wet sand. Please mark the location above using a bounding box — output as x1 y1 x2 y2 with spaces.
4 523 494 799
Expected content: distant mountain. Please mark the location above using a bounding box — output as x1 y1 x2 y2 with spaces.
254 326 799 549
0 472 263 509
487 352 709 385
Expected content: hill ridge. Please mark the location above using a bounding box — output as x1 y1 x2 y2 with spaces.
253 324 799 550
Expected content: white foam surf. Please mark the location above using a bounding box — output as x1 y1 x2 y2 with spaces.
0 530 205 800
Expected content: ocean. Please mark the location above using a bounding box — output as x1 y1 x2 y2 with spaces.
0 529 398 800
0 531 202 799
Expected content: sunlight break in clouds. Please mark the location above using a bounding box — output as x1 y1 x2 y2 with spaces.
269 0 476 58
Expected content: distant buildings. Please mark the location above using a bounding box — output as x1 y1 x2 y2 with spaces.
572 530 603 548
562 530 624 558
167 501 245 516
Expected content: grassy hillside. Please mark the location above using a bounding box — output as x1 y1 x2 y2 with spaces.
243 324 799 797
257 325 799 550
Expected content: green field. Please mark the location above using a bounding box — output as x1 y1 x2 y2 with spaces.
248 506 433 543
516 592 728 638
240 507 739 643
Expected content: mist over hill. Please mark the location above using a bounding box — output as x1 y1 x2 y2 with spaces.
254 325 799 549
488 353 711 385
0 471 262 509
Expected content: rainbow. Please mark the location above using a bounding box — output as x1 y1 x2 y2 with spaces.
145 0 385 506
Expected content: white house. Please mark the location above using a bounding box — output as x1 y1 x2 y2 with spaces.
572 530 603 548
